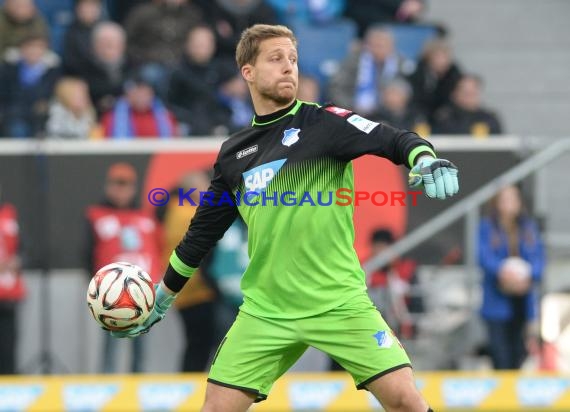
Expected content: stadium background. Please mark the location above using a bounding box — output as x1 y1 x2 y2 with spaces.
1 0 570 410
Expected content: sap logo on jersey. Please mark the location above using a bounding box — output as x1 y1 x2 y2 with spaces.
243 159 286 191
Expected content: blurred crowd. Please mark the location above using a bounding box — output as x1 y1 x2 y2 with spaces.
0 0 503 139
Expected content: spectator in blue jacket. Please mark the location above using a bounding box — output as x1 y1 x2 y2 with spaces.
0 33 60 138
478 185 545 370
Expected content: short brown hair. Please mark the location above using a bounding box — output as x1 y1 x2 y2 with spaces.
236 24 297 69
54 77 92 110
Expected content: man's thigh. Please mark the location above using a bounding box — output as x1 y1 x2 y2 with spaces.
208 310 308 402
302 293 411 389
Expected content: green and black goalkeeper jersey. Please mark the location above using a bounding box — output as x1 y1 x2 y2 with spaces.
167 100 435 318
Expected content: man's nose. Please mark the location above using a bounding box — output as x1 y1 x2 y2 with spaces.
283 59 293 73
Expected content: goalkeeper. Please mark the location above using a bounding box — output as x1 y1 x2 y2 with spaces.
115 24 458 412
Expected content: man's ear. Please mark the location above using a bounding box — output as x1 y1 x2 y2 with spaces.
241 64 254 83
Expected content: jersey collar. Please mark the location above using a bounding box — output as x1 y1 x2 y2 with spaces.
251 99 302 127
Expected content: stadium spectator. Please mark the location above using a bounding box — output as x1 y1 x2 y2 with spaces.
265 0 346 25
167 24 234 136
407 38 462 122
124 0 203 69
45 77 98 139
102 71 178 138
82 22 129 115
296 73 321 102
156 171 219 372
0 34 60 138
344 0 425 38
85 162 164 373
478 185 545 370
217 72 254 134
62 0 104 77
0 0 49 59
328 24 414 115
0 192 25 375
368 77 429 134
195 0 278 60
105 0 148 25
432 74 503 136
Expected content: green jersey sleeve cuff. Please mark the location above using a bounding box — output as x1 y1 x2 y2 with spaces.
169 251 197 278
408 145 436 169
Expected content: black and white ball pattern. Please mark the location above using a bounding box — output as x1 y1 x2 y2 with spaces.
87 262 155 331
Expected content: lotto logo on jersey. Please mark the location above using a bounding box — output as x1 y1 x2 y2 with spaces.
242 159 286 192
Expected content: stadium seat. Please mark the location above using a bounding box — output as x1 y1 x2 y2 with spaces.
291 18 357 93
383 23 439 61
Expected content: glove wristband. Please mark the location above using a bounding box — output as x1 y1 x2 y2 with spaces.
408 145 436 168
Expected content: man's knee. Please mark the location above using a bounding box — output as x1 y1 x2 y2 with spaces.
201 382 256 412
366 367 429 412
381 385 426 411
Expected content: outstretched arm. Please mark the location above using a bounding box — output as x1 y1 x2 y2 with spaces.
325 107 459 199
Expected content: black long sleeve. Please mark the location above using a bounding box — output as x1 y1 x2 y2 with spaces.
164 160 238 292
324 108 435 167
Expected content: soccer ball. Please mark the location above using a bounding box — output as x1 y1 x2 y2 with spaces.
87 262 155 331
499 256 532 295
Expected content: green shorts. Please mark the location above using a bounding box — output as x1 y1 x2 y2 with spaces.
208 293 411 402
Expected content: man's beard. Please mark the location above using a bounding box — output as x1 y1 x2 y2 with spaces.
259 84 296 106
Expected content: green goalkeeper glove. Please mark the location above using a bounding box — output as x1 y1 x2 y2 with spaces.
111 283 176 338
408 156 459 199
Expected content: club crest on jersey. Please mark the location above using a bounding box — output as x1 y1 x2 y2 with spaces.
242 159 286 192
373 331 393 349
282 128 300 147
